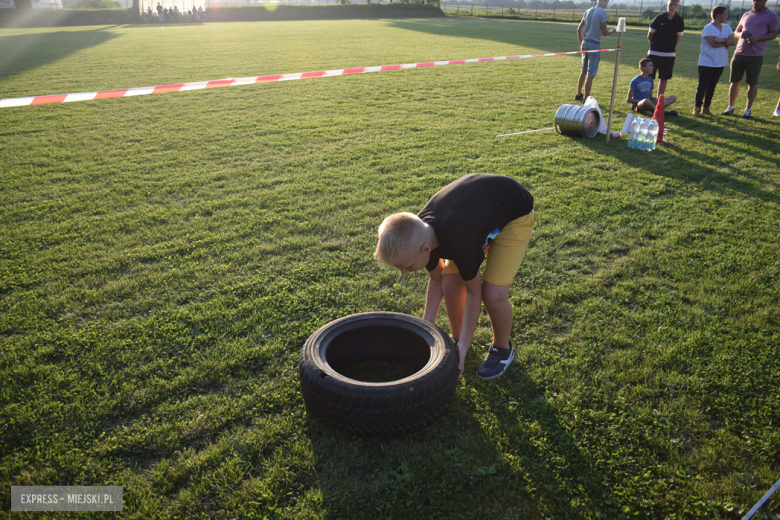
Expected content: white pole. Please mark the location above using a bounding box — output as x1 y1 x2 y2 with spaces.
606 17 626 142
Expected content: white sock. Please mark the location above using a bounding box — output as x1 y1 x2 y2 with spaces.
744 108 751 115
727 105 734 111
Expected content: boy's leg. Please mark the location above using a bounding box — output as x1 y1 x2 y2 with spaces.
658 78 668 96
578 41 600 100
584 75 595 100
650 56 674 96
663 95 677 107
577 70 587 97
637 98 656 113
482 283 512 350
477 211 533 379
481 214 534 341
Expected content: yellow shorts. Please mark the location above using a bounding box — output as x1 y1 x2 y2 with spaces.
441 210 534 287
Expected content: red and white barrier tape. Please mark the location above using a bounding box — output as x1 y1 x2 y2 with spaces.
0 48 619 108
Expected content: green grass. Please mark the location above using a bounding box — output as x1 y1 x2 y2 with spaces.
1 17 779 519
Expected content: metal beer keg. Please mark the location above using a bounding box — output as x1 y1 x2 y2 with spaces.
554 104 600 138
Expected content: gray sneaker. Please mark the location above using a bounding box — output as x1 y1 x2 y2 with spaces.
477 342 515 380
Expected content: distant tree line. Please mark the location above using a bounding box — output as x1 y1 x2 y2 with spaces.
62 0 122 8
464 0 666 9
461 0 758 20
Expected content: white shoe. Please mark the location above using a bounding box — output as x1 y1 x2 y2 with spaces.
773 109 780 117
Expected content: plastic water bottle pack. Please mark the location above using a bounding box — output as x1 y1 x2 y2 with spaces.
628 117 657 151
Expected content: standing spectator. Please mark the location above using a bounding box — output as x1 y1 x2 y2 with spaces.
156 2 164 22
647 0 685 97
146 6 153 21
694 5 735 116
194 5 200 20
574 0 617 102
775 50 780 117
173 5 180 21
721 0 779 118
198 5 205 21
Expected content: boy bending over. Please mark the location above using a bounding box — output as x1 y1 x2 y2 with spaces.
375 174 534 380
627 57 678 116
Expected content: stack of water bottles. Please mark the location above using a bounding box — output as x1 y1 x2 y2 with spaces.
628 117 659 151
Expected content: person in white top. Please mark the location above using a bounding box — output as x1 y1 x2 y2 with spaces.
775 46 780 117
694 5 735 116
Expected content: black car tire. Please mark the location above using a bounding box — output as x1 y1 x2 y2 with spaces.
299 312 458 437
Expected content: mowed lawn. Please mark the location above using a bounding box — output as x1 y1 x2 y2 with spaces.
1 16 779 519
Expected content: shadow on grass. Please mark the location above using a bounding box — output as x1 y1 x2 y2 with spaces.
386 17 582 51
572 116 780 206
304 366 615 518
0 27 119 83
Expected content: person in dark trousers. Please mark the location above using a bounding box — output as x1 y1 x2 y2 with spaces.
694 5 735 116
775 49 780 117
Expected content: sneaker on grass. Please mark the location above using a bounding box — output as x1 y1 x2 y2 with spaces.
721 107 734 116
477 342 515 380
774 108 780 117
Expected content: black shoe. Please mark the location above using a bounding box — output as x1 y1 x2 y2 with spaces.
476 341 515 380
721 107 734 116
664 110 678 116
574 93 584 102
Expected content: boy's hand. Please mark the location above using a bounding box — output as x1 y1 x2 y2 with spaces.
456 340 470 378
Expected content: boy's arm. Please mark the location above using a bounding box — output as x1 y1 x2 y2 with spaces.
648 16 658 44
601 21 616 36
422 260 445 323
626 89 638 104
676 18 684 45
577 20 585 44
456 275 483 377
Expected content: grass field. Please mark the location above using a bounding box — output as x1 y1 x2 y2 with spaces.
1 17 780 519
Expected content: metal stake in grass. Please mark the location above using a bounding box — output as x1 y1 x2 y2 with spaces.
742 477 780 520
496 127 555 138
605 17 626 143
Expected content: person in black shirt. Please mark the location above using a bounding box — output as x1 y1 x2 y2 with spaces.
375 174 534 380
647 0 685 97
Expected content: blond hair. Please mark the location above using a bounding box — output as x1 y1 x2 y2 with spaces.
374 212 426 266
